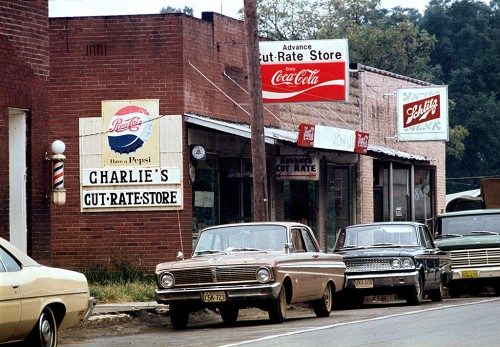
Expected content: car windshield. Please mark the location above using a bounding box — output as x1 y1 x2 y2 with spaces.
439 214 500 237
194 225 288 255
337 224 419 249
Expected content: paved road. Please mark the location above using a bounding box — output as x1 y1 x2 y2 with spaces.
60 296 500 347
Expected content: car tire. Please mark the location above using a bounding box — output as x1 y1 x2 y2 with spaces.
313 282 333 317
27 307 57 347
169 303 190 330
268 286 287 324
429 280 444 302
219 305 239 325
407 273 424 305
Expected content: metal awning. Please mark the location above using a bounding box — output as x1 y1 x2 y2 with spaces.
367 143 431 162
184 113 298 145
185 114 432 162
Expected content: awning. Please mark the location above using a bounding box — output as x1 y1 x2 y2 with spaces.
184 113 298 145
367 144 431 162
185 114 432 162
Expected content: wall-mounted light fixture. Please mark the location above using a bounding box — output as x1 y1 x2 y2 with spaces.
47 140 66 205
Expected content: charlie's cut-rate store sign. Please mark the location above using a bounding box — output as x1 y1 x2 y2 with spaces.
259 39 349 103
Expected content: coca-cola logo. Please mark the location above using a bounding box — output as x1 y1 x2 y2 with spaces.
298 124 315 147
271 69 320 87
403 95 440 128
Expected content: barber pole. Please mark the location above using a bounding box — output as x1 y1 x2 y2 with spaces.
53 159 64 190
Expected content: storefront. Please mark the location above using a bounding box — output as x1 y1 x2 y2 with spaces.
186 114 358 251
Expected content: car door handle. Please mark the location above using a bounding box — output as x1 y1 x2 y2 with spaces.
12 283 19 289
312 255 319 259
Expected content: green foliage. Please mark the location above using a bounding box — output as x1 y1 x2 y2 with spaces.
446 125 469 159
80 259 152 284
160 6 194 16
90 281 156 304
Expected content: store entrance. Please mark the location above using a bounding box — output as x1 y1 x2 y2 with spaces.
284 180 317 232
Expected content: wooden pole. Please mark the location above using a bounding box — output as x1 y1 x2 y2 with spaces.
244 0 268 221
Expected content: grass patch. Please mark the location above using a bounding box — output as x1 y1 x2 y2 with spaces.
80 260 157 304
90 281 156 304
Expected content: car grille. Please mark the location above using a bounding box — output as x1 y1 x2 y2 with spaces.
451 248 500 268
170 266 261 287
344 258 393 272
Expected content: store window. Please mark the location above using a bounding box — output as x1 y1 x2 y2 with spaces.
393 167 410 221
327 165 353 250
414 168 433 224
219 158 253 224
192 155 219 238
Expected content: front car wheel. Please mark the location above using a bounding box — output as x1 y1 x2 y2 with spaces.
268 287 287 323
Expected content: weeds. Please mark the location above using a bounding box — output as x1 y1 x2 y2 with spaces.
79 260 157 304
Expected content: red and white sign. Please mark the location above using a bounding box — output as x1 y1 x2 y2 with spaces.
397 86 449 141
259 39 349 103
298 123 369 154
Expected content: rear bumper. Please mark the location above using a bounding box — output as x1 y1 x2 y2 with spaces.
155 283 281 305
83 297 96 322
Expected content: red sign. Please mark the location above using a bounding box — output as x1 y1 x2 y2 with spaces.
402 95 440 128
297 123 315 147
354 131 370 154
261 62 347 103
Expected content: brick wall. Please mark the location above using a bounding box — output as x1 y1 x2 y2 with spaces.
48 13 273 271
0 0 51 258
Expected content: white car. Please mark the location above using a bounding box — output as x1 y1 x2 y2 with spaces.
0 237 94 346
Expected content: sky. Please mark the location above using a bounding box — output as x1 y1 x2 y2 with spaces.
49 0 439 19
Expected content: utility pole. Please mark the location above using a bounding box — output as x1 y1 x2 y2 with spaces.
244 0 268 221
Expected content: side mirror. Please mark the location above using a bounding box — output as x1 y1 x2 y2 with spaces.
176 251 184 261
284 243 293 254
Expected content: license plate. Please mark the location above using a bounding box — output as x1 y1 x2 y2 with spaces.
461 270 478 279
203 291 226 303
354 279 373 288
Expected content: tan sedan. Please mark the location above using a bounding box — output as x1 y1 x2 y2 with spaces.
0 237 94 347
155 222 346 329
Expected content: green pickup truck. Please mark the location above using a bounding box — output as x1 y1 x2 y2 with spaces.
434 209 500 297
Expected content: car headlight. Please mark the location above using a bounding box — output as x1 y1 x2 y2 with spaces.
391 258 414 269
256 267 272 283
160 273 174 288
402 258 414 268
391 258 402 269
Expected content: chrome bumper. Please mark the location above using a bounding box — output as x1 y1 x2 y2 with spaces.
83 296 96 322
345 271 419 289
452 266 500 280
155 282 281 304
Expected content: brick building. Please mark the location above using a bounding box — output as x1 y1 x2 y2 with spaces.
1 1 446 271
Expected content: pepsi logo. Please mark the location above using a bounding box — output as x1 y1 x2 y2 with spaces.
107 105 153 154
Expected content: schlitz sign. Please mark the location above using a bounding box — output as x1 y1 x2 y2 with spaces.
259 39 349 103
397 86 449 141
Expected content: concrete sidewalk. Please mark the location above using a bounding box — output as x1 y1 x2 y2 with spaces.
85 301 168 327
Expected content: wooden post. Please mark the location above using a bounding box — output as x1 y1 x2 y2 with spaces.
244 0 268 221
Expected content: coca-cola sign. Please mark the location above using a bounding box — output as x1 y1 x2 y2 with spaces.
259 39 349 103
397 86 449 141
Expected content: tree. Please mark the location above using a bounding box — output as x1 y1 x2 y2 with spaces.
160 6 194 16
256 0 436 78
422 0 499 192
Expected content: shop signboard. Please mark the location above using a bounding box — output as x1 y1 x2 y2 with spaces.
79 108 183 212
297 123 369 154
397 86 449 141
259 39 349 103
274 156 320 181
